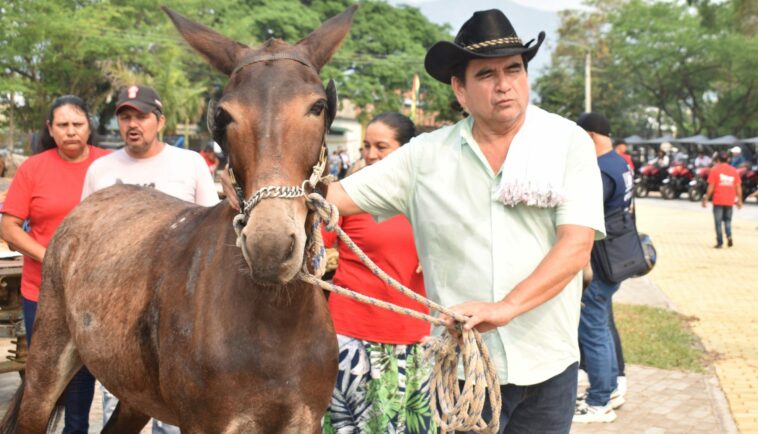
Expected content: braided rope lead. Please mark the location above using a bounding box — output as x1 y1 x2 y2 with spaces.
301 192 502 434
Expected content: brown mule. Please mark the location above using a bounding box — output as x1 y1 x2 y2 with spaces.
0 5 356 433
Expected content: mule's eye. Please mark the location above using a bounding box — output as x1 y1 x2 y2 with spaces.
309 100 326 116
212 107 233 145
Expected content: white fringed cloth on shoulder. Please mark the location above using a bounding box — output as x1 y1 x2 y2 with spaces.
494 104 575 208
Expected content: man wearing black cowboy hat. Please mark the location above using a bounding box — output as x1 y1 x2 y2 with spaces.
329 9 604 432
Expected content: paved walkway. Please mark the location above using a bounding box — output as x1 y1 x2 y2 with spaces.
626 198 758 433
572 274 738 433
572 365 734 434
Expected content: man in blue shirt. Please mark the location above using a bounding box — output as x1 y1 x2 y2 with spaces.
730 146 747 168
574 112 633 423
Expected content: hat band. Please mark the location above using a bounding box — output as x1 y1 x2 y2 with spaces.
464 36 523 51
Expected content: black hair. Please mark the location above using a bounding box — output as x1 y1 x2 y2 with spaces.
368 112 416 146
39 95 97 152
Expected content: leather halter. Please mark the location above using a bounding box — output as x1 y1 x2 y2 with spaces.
219 52 336 231
231 52 315 76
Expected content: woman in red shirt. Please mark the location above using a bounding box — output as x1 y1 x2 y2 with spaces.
0 95 110 434
322 113 433 433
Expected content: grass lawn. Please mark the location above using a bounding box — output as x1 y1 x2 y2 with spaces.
614 303 708 373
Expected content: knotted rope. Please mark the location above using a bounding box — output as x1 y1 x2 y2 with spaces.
300 192 502 434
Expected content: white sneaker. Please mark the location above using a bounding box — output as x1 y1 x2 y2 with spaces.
610 387 625 409
616 376 627 397
573 402 617 423
576 388 625 409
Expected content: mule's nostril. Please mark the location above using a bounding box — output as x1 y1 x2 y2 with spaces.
239 234 253 266
287 233 296 258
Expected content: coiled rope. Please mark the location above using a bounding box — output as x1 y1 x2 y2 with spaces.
299 192 502 434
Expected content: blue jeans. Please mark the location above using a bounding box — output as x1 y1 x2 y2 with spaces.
609 302 625 377
579 302 625 377
713 205 733 245
578 278 621 406
23 297 96 434
458 362 578 434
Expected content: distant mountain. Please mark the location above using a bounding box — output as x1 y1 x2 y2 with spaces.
388 0 561 84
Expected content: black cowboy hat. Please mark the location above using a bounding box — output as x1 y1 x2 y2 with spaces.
424 9 545 84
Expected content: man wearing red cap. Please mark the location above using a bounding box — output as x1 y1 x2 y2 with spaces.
82 85 218 206
82 85 218 434
318 9 604 433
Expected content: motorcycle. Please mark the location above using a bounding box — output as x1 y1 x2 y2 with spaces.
687 166 711 202
660 162 694 200
738 165 758 201
634 163 668 197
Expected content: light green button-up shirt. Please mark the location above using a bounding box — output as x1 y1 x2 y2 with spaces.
341 108 604 385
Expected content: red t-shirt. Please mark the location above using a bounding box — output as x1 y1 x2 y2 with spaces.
323 214 430 344
1 146 111 301
201 153 217 172
619 152 635 172
707 163 741 206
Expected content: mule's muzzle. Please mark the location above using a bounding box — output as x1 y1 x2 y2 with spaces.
238 201 306 285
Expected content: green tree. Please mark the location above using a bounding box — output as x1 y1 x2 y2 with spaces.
1 0 456 146
208 0 455 124
0 1 123 135
327 1 454 123
0 0 217 142
534 0 757 138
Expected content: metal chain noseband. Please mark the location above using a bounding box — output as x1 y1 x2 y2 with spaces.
230 143 328 239
232 184 306 238
243 185 305 215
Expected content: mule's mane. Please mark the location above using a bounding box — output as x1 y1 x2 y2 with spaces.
262 38 290 49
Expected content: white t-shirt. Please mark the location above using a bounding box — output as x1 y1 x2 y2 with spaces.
81 144 219 206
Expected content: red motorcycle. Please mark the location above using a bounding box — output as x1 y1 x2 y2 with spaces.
688 166 711 201
660 163 694 200
738 165 758 201
634 163 668 197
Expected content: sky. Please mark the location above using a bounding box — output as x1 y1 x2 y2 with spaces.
385 0 590 85
496 0 588 11
392 0 589 12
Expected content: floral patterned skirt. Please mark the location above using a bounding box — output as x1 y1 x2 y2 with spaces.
322 334 435 434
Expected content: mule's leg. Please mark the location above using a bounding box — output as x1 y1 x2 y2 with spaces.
17 343 81 432
101 402 150 434
16 322 84 432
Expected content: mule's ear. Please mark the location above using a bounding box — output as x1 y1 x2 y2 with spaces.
297 5 358 72
162 6 248 76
